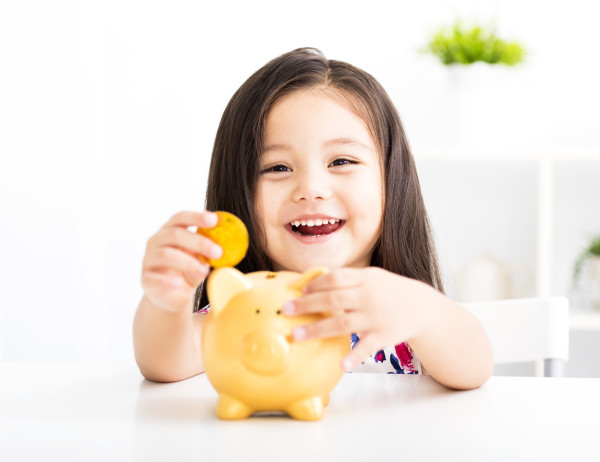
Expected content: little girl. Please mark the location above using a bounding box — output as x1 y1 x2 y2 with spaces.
133 48 493 389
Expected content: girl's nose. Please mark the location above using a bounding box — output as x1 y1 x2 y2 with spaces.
292 172 332 202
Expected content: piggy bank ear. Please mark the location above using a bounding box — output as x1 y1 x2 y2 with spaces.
287 267 330 293
207 267 252 315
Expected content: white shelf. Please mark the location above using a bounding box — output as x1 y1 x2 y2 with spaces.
416 153 600 305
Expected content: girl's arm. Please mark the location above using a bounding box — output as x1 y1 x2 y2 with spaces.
133 296 206 382
133 211 222 382
284 267 494 390
401 285 494 390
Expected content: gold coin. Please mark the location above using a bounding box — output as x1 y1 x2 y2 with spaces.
197 211 249 267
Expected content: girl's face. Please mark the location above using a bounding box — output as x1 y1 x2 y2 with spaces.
256 88 384 272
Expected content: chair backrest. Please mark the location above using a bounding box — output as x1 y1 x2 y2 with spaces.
462 297 569 377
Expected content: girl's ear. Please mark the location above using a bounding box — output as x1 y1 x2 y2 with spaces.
287 267 330 293
207 268 253 315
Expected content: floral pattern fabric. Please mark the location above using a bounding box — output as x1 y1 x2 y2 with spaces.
350 333 421 374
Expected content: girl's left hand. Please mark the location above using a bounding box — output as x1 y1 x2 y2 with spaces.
283 267 432 371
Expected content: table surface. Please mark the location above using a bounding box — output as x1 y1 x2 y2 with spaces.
1 363 599 462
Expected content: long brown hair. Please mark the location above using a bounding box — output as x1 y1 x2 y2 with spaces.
194 47 443 310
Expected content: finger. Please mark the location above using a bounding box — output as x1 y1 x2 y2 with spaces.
141 272 195 312
164 210 219 229
303 268 364 294
341 334 380 372
149 226 223 261
144 247 210 287
292 311 367 342
285 286 362 316
141 270 185 292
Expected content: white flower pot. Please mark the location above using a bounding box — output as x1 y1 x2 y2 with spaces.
445 63 526 149
591 256 600 309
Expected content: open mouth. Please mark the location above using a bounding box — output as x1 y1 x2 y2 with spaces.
288 218 344 237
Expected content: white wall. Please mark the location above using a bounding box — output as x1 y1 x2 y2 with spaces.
1 0 599 366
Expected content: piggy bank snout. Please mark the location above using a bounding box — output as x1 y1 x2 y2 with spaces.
241 329 291 376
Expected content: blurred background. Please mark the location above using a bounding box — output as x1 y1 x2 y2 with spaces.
1 0 599 375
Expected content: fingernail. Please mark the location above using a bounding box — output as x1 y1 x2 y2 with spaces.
292 326 306 341
209 245 223 260
282 301 295 315
205 212 219 227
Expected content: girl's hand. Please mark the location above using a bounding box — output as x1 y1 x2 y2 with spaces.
141 211 223 313
283 267 431 371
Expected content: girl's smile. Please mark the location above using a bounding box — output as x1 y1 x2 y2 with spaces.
286 215 345 243
256 88 384 273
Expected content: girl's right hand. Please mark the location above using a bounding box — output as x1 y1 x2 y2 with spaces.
141 211 223 313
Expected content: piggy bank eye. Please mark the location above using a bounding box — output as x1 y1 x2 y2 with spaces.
276 310 282 315
255 309 260 314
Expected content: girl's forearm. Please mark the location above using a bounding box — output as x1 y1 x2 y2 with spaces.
133 295 205 382
408 286 494 390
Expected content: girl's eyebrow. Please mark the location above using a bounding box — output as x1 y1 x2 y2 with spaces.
263 137 372 153
262 143 290 154
323 137 372 150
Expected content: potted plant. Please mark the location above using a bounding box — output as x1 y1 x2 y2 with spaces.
421 20 526 66
573 236 600 297
419 20 527 148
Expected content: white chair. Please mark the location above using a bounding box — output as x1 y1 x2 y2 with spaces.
462 297 569 377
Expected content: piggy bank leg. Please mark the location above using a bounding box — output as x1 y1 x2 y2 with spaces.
216 394 253 420
285 396 324 421
322 394 330 407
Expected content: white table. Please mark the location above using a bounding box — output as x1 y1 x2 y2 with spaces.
1 363 599 462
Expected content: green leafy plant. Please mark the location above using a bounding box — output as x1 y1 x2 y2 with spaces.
573 235 600 286
422 20 525 66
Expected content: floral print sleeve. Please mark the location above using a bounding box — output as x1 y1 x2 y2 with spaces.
349 333 421 374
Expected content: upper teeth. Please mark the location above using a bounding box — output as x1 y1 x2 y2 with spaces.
291 218 340 227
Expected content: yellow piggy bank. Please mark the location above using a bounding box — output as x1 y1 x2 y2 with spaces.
203 267 350 420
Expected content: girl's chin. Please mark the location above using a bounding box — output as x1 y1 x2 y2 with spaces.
271 258 343 274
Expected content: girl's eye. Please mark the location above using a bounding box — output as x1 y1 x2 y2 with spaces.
329 158 358 167
260 164 292 174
